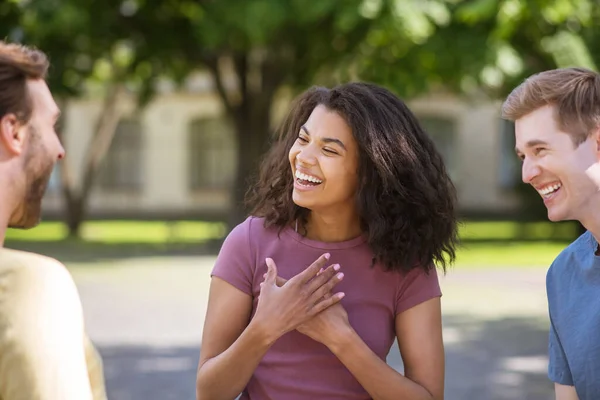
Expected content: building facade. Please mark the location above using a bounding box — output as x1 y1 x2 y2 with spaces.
42 80 522 220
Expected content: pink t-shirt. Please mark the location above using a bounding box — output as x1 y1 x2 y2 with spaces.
211 216 442 400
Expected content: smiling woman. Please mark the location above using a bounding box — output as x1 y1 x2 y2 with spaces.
196 82 459 400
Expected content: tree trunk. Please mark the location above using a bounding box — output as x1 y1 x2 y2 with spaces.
228 107 271 229
204 52 283 231
65 197 85 238
58 84 124 238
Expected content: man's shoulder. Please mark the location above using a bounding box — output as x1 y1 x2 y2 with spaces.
547 231 595 286
0 248 77 303
0 247 64 266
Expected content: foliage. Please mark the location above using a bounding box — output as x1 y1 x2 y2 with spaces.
3 0 598 232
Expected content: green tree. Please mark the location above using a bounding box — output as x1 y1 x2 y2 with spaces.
9 0 597 235
438 0 598 234
125 0 472 228
11 0 178 236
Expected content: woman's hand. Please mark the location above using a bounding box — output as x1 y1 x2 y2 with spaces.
296 302 352 349
251 254 345 342
266 267 353 348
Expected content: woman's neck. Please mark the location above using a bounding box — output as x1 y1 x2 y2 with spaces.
302 211 362 243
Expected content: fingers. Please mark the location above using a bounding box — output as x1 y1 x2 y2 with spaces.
264 258 278 285
310 271 344 303
295 253 330 284
305 263 340 294
309 292 345 316
262 273 287 287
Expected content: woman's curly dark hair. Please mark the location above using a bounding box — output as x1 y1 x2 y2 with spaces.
246 82 459 274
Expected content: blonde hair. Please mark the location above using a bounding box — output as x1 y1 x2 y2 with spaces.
501 67 600 145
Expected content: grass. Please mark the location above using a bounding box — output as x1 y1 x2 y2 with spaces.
453 220 576 268
5 220 227 243
4 219 578 268
458 220 579 242
454 241 566 268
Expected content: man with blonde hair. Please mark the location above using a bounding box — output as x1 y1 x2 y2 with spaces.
503 67 600 400
0 41 105 399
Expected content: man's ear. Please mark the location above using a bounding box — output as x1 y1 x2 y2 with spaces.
0 113 26 156
586 127 600 188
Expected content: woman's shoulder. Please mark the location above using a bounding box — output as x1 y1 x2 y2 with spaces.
226 216 283 245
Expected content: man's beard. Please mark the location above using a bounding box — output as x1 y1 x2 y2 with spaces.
8 128 55 229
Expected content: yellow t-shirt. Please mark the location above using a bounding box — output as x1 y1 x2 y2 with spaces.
0 248 106 400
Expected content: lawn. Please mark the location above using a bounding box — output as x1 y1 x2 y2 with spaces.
4 219 577 268
4 220 228 243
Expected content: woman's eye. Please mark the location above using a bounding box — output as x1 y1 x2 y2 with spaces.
323 148 337 155
298 136 308 143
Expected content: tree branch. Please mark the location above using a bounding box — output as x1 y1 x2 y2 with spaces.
233 53 248 104
79 81 124 200
204 55 235 115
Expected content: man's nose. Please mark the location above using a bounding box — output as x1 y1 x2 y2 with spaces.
57 142 65 160
522 158 541 184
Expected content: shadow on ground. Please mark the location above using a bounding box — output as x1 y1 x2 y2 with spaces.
100 346 200 400
98 315 553 400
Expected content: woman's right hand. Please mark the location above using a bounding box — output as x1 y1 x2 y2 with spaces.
251 254 345 342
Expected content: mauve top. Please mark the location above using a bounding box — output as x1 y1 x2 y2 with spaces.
211 216 442 400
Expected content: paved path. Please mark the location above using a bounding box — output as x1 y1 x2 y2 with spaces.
71 258 554 400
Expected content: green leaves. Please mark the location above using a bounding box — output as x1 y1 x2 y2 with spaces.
1 0 598 106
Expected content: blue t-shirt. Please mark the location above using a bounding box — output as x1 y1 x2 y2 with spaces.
546 230 600 399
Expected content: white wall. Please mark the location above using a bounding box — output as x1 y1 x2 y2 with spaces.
42 89 520 218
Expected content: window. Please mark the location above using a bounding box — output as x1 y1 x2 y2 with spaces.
498 119 520 189
419 116 458 181
97 119 143 191
188 117 237 190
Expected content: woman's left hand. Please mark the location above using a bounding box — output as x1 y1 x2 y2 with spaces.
296 301 352 347
267 272 353 348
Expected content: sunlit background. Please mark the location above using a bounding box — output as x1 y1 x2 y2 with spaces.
3 0 597 399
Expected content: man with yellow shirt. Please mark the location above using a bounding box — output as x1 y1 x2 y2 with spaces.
0 41 106 400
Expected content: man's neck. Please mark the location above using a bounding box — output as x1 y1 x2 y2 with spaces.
0 212 8 247
579 210 600 255
0 167 17 247
0 186 14 248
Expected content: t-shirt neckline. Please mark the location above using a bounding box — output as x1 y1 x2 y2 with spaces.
283 225 367 250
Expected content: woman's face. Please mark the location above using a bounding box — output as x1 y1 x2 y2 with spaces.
288 105 359 213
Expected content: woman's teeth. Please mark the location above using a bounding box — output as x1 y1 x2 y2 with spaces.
295 170 323 184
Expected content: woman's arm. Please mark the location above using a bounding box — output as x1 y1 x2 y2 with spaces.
197 256 344 400
196 277 273 400
326 297 444 400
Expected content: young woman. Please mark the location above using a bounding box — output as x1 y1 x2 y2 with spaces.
196 82 459 400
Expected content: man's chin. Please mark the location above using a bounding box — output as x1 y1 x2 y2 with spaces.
8 208 43 230
8 219 41 230
546 207 569 223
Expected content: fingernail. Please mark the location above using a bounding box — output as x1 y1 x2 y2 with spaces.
337 272 344 279
324 253 330 260
337 292 345 299
333 264 340 271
